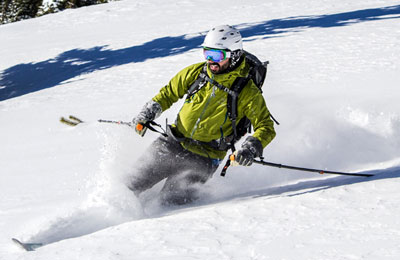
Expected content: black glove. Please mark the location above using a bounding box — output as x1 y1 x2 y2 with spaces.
132 100 162 136
233 136 263 166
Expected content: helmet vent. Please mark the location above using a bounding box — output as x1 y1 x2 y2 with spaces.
202 25 243 51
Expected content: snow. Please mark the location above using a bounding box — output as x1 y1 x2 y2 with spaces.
1 0 400 259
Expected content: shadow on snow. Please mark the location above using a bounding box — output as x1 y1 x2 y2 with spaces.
1 4 400 101
24 163 400 249
224 164 400 201
25 166 400 249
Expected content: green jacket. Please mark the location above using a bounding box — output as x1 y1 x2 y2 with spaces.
153 58 276 160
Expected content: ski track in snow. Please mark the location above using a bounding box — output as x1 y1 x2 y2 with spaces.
1 0 400 259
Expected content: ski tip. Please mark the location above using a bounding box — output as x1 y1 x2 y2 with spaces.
12 238 43 251
69 115 83 123
60 117 78 126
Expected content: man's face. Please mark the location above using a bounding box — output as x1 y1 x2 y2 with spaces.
203 48 231 74
208 58 230 74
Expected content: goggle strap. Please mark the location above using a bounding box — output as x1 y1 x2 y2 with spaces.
203 48 231 62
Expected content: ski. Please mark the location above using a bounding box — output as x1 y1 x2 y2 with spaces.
60 115 84 126
11 238 43 251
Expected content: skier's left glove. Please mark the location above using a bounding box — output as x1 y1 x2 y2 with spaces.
232 136 263 166
132 100 162 136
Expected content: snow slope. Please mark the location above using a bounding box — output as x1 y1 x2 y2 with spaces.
1 0 400 259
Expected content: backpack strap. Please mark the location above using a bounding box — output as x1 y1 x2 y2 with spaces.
187 63 238 99
187 63 208 98
186 63 251 148
226 76 250 139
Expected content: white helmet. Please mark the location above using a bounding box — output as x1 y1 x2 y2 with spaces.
202 25 243 51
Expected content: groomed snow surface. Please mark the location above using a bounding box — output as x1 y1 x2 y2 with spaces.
1 0 400 259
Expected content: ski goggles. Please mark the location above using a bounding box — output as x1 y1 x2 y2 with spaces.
203 48 231 62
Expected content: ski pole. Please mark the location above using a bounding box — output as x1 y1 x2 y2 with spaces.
223 155 373 177
60 115 167 137
98 119 168 137
98 119 132 126
60 115 133 127
252 159 374 177
133 120 168 137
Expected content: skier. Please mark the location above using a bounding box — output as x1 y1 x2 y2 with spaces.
129 25 276 205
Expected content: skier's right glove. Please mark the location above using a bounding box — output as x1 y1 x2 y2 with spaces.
132 100 162 136
231 136 263 166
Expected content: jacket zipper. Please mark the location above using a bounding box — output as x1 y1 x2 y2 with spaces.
190 84 216 138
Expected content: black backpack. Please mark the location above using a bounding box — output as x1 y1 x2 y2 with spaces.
187 51 276 142
227 51 270 141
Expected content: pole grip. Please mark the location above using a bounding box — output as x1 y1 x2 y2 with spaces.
220 159 231 177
